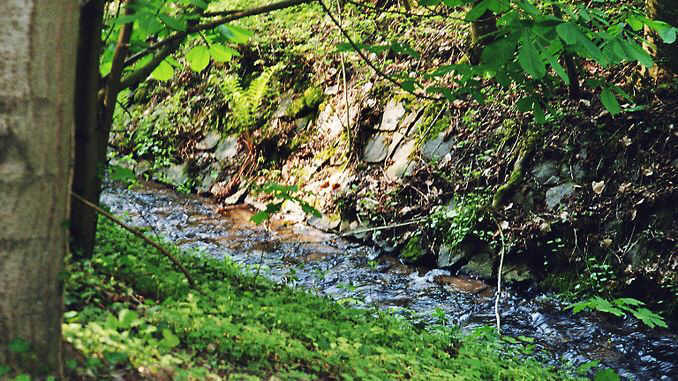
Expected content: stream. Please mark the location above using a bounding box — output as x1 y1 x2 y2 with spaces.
101 182 677 380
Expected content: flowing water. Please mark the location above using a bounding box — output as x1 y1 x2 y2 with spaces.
101 182 677 380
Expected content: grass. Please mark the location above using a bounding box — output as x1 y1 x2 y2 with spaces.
57 218 583 380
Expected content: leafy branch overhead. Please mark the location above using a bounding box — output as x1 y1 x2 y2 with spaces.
337 0 677 120
100 0 313 91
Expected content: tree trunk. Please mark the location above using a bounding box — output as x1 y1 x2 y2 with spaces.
0 0 79 377
71 1 133 259
646 0 678 77
71 0 106 259
469 9 497 65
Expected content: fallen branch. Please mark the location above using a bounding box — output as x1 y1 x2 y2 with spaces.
71 191 197 289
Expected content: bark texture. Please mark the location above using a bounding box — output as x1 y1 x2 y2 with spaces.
71 0 106 259
0 0 79 376
646 0 678 77
70 0 134 260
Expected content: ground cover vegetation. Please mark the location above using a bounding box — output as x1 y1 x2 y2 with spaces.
6 219 591 380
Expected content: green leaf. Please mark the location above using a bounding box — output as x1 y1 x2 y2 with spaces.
186 45 210 72
158 13 186 32
516 0 539 16
625 15 645 31
300 202 322 218
104 351 128 365
621 40 654 68
118 309 139 329
109 164 137 185
138 13 164 35
487 0 509 13
556 23 579 45
515 96 535 112
577 34 605 63
160 329 180 349
218 24 253 44
518 39 546 79
209 43 238 62
64 311 78 320
649 20 677 44
151 60 174 81
630 308 667 329
481 38 516 66
114 13 141 25
250 202 283 224
613 298 644 307
577 361 599 375
547 55 570 84
100 61 112 77
251 211 270 225
466 0 489 22
600 87 621 115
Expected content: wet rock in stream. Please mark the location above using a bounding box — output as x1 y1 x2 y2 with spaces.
100 182 678 380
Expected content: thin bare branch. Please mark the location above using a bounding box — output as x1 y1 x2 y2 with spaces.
317 0 442 101
71 192 197 288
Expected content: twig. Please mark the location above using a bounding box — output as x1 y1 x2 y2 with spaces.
340 217 426 237
71 191 197 289
337 0 353 158
317 0 442 101
494 220 507 335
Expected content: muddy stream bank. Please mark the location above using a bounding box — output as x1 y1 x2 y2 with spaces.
101 182 677 380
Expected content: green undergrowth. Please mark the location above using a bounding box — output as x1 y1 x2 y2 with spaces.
59 218 583 380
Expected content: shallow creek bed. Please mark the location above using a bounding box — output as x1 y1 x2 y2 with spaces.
101 182 677 380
